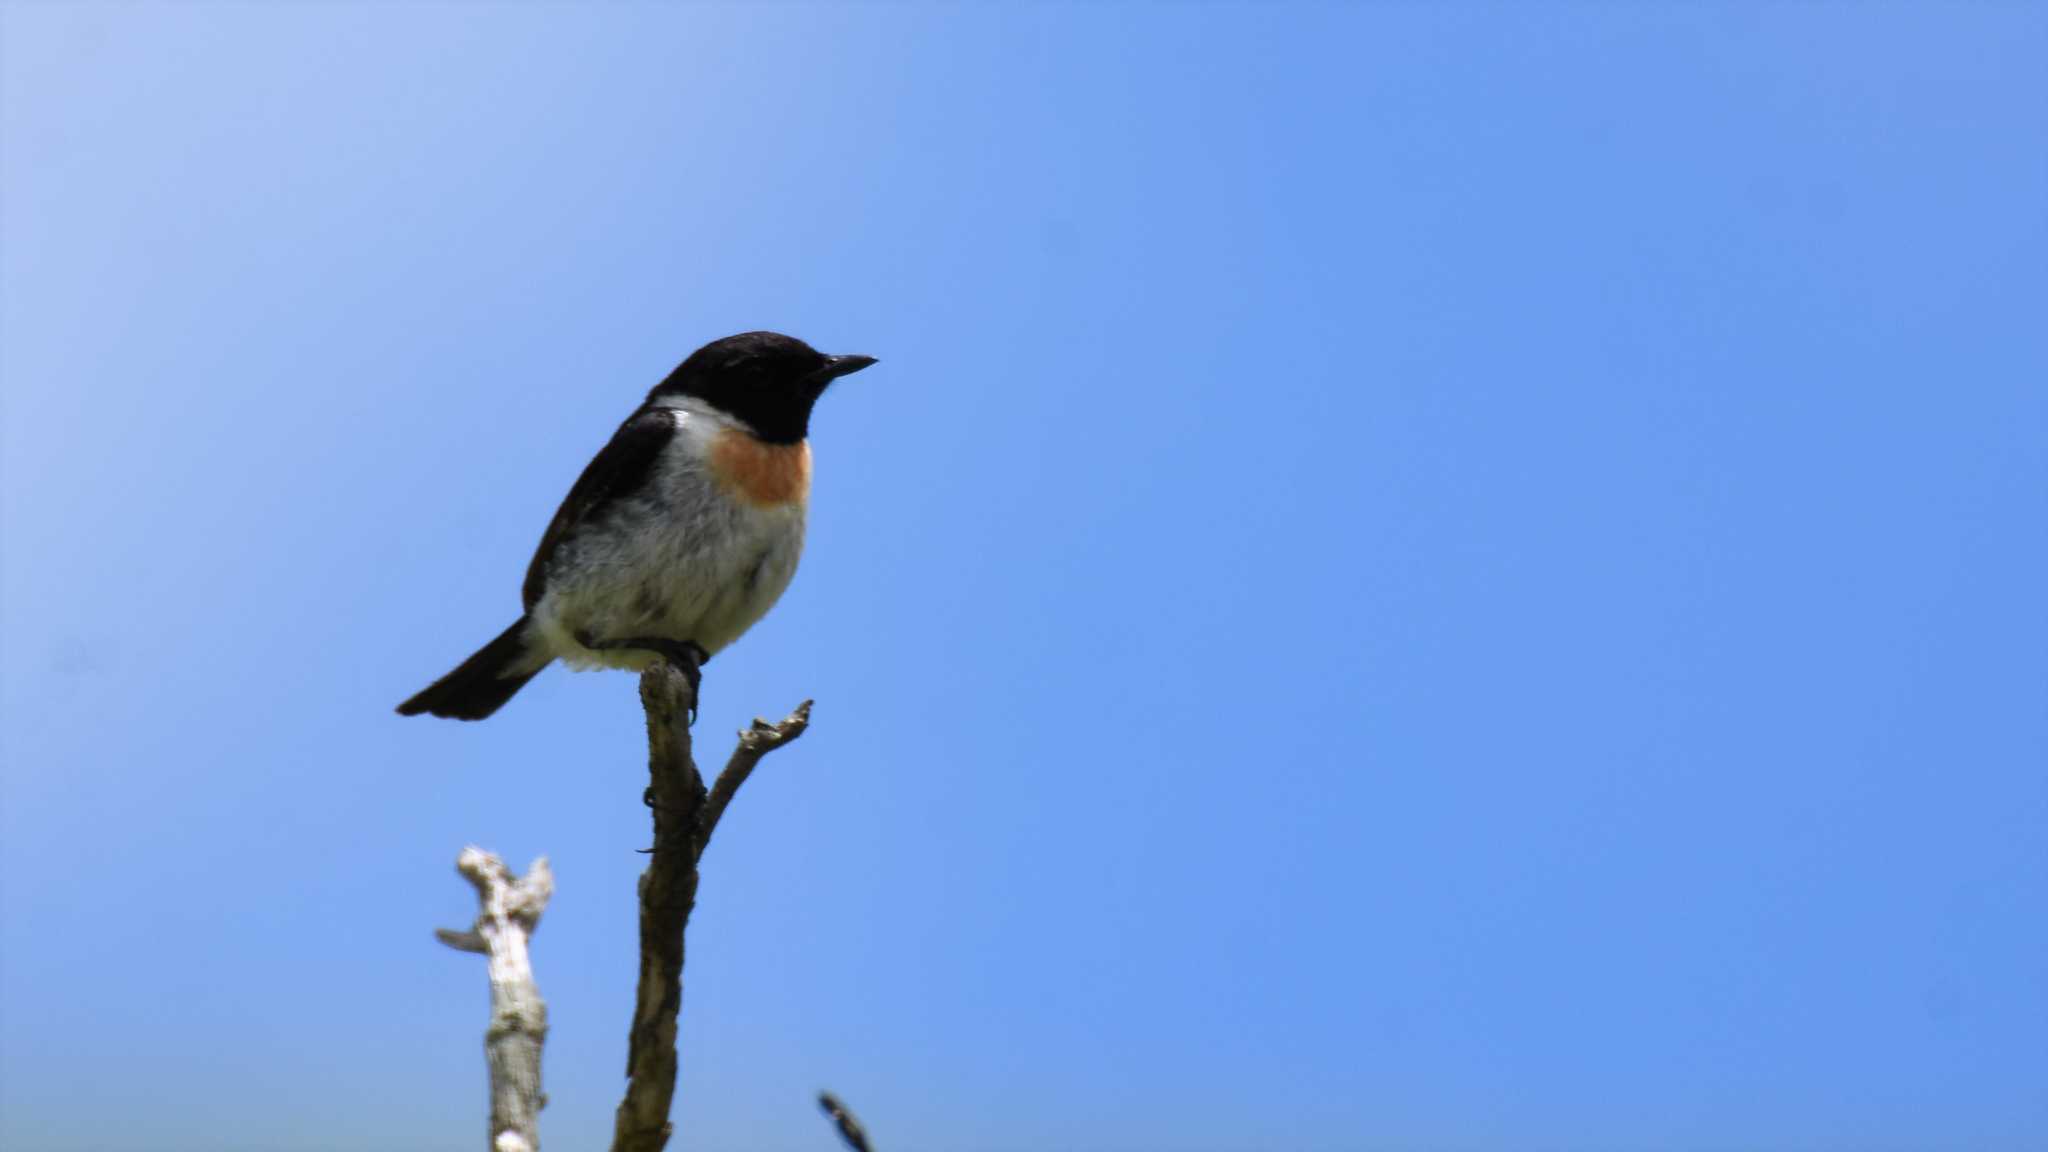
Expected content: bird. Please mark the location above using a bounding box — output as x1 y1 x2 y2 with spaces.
397 331 876 720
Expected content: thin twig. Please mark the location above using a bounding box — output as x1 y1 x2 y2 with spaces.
610 657 810 1152
438 848 554 1152
701 701 812 846
817 1092 876 1152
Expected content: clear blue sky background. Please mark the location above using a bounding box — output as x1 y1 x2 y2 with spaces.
3 5 2043 1151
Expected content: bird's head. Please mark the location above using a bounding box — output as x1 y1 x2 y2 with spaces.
648 331 876 444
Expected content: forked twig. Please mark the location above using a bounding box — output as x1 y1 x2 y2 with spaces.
610 656 811 1152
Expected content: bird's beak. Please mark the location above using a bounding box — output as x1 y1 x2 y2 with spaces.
819 354 878 381
801 354 876 400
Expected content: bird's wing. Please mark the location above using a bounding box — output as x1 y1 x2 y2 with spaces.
522 407 677 611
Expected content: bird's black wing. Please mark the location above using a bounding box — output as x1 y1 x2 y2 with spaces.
522 407 676 611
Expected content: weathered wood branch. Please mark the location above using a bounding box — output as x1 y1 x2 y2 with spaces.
610 657 811 1152
437 847 554 1152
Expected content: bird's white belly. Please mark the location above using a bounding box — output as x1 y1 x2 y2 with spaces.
529 454 805 670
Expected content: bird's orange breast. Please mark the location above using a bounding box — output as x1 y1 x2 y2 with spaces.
708 430 811 507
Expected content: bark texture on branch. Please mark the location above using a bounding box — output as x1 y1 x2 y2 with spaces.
437 848 555 1152
610 658 811 1152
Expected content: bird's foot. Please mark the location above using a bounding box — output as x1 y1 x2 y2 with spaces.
576 631 708 723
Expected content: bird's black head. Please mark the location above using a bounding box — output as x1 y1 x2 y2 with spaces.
648 331 876 444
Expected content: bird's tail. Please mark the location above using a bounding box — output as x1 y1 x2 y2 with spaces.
396 617 549 721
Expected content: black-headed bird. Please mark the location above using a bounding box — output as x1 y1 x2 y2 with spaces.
398 331 876 720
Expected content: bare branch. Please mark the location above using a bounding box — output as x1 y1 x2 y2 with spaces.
439 847 554 1152
817 1092 876 1152
611 661 700 1152
700 701 812 845
612 660 809 1152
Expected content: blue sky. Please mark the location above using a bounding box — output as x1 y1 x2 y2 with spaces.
3 4 2043 1150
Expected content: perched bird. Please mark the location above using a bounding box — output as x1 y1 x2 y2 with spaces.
398 331 876 720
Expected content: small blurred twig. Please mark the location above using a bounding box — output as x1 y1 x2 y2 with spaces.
818 1091 875 1152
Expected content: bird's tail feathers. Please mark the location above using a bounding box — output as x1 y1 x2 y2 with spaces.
396 617 549 721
